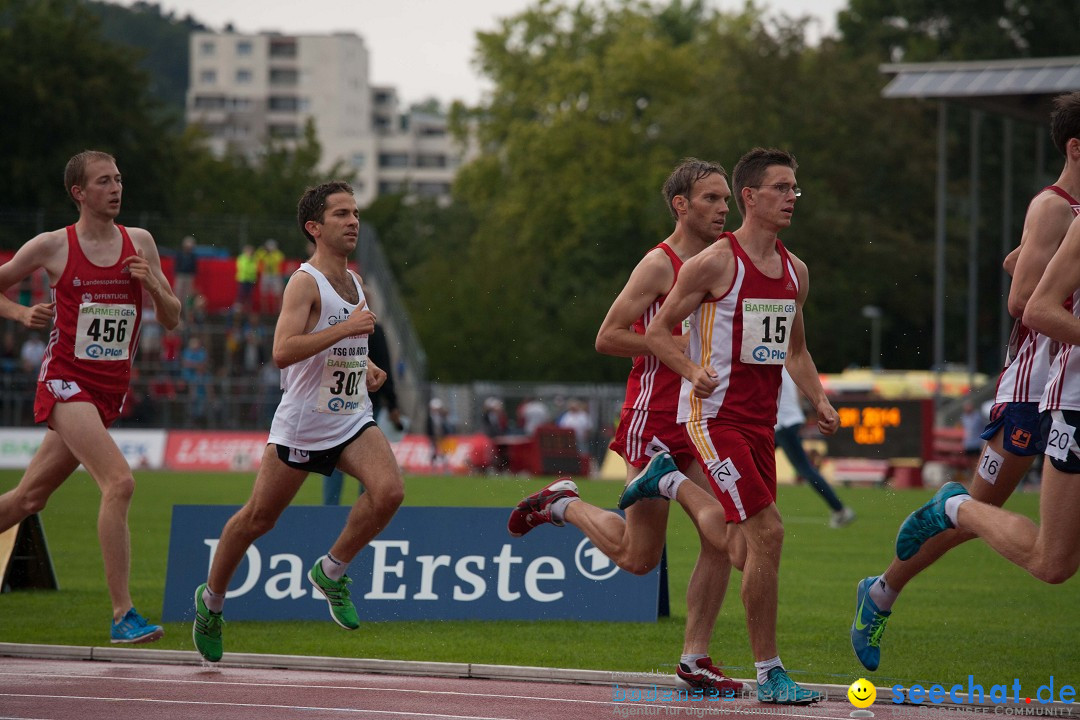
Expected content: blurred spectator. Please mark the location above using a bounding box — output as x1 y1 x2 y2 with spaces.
482 397 508 437
368 323 403 436
427 398 453 465
0 330 19 374
180 336 210 424
20 332 45 374
962 399 985 473
558 398 591 454
139 307 162 363
518 396 550 436
256 239 285 314
234 244 258 314
174 236 198 311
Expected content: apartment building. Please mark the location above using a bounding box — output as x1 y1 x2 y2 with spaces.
187 30 465 206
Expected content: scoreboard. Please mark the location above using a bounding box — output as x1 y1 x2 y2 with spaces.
823 398 933 459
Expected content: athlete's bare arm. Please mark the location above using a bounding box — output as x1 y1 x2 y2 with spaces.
125 228 181 331
781 253 838 435
366 359 387 392
596 248 677 358
644 242 734 397
0 231 66 328
1024 216 1080 346
271 272 376 368
1008 193 1076 318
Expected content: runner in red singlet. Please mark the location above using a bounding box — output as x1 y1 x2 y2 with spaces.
0 150 180 643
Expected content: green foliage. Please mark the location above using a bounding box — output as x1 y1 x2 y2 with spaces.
87 0 206 125
402 0 946 379
838 0 1080 61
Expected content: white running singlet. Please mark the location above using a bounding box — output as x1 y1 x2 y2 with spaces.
268 263 373 452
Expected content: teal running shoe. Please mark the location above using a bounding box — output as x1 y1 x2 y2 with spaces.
111 606 164 644
895 482 970 561
756 667 824 705
309 558 360 630
851 576 891 671
192 583 224 662
618 451 678 510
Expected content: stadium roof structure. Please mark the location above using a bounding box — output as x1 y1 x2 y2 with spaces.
880 56 1080 122
878 56 1080 387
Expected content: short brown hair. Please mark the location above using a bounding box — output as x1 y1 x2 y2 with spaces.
297 180 355 243
662 158 728 221
64 150 116 207
732 148 798 216
1050 91 1080 157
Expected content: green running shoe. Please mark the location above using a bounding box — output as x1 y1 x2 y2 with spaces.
756 667 824 705
850 576 891 671
192 583 224 662
618 451 678 510
309 557 360 630
895 482 969 561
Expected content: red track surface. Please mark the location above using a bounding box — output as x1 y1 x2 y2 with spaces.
0 656 939 720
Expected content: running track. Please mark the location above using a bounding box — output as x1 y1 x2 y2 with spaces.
0 645 1009 719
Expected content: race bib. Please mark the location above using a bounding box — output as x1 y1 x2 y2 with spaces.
740 298 796 364
1045 415 1078 464
74 303 136 360
316 353 368 414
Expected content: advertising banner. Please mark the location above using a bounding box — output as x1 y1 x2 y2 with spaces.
162 505 661 623
164 431 267 472
0 428 166 469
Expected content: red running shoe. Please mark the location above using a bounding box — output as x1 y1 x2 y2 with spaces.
507 478 579 537
676 656 751 695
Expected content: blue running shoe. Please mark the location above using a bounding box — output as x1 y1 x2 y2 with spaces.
110 607 164 644
756 667 823 705
895 481 969 561
618 451 679 510
851 576 891 671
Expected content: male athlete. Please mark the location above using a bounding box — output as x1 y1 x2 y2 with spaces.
192 181 404 662
0 150 180 643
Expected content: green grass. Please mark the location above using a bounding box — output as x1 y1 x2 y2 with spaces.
1 469 1076 690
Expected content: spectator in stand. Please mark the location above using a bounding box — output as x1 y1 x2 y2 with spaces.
19 331 45 375
518 396 550 436
174 236 198 311
180 335 210 425
234 244 258 315
961 399 985 474
0 330 19 374
558 398 592 455
427 398 453 466
256 239 285 314
482 397 508 437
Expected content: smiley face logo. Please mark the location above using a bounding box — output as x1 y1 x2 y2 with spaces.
848 678 877 708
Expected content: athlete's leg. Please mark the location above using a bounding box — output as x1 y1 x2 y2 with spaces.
563 458 669 575
956 464 1080 583
0 430 80 532
882 432 1031 592
48 401 137 619
680 463 731 655
737 503 784 661
775 425 843 512
332 426 405 562
207 445 309 593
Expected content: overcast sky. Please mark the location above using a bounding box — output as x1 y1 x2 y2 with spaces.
114 0 849 107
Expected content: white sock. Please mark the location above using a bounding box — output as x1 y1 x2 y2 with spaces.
321 552 347 581
550 496 579 525
659 471 686 500
869 575 898 611
202 585 225 613
945 495 971 527
680 653 707 669
755 656 783 685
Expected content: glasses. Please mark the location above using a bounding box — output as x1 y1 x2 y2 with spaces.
750 183 802 197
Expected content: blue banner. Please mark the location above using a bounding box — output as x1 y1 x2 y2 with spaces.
162 505 662 622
